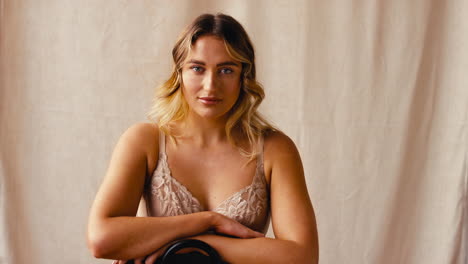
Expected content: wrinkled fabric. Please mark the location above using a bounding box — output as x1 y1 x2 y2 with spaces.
1 1 468 264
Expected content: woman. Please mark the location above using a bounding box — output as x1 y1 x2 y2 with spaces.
87 13 318 263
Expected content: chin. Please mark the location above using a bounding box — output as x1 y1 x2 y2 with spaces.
193 109 230 120
198 113 226 120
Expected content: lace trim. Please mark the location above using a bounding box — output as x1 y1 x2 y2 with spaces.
212 163 267 226
149 134 268 227
151 153 202 216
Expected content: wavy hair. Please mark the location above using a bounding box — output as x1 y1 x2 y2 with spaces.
147 13 277 158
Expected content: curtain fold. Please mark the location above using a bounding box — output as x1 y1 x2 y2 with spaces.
1 0 467 263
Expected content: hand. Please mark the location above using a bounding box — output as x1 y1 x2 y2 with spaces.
209 212 264 239
111 213 264 264
136 243 170 264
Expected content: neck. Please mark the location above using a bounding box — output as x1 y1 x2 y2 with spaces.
176 112 231 148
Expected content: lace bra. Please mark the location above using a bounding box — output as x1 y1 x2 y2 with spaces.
143 132 270 233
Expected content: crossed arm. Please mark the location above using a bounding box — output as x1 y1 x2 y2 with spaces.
87 123 318 263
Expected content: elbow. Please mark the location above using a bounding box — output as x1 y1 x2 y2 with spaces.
87 223 115 259
296 243 319 264
87 231 109 258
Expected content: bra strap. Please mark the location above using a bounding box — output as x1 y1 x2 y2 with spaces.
159 130 166 156
256 135 264 170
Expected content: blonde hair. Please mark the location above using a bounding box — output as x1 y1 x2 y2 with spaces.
147 13 277 158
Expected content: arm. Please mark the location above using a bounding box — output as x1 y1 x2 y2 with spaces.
86 123 262 260
190 132 319 263
191 235 312 264
87 123 209 260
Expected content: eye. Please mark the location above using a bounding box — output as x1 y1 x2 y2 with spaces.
190 66 204 73
220 68 234 74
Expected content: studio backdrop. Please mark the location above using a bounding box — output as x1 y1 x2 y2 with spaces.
1 0 467 263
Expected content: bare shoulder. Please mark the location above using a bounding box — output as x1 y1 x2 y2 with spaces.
125 122 158 136
119 122 160 168
122 122 159 145
264 130 297 149
264 130 300 160
263 131 302 182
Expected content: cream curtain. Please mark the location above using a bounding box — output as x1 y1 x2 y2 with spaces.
1 0 467 263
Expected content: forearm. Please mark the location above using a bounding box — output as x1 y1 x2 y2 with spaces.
193 234 318 264
87 212 212 260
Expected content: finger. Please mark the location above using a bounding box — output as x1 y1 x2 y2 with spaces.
216 226 243 238
238 224 265 238
240 229 257 238
237 227 264 238
236 225 264 238
144 251 161 264
219 223 252 238
145 247 166 264
134 258 144 264
252 230 265 238
213 214 263 238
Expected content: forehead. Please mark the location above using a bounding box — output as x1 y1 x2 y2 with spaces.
186 35 235 63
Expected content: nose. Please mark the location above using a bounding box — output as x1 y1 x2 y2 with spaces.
203 70 219 91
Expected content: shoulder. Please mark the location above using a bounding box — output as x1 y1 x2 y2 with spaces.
123 122 159 137
262 131 302 181
118 122 160 169
120 122 159 149
264 130 300 160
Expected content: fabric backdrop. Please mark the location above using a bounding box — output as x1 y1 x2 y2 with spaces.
1 0 467 263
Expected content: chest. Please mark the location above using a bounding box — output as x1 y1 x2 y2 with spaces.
165 142 259 211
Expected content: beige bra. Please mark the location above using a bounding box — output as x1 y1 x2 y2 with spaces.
143 132 270 233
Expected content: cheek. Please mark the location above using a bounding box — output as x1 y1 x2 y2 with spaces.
181 73 200 94
225 79 241 97
220 73 240 88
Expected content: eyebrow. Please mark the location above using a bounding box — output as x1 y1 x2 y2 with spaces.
186 59 240 67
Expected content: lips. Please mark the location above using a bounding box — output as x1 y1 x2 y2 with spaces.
198 96 222 105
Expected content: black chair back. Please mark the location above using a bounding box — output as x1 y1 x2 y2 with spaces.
156 239 224 264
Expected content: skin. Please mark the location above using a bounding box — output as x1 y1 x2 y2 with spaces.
87 35 319 263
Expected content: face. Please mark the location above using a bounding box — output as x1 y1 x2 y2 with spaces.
181 35 242 121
